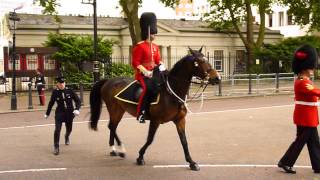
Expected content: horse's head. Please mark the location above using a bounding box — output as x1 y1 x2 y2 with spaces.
188 47 221 85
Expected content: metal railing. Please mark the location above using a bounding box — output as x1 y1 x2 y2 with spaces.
0 73 299 111
188 73 296 99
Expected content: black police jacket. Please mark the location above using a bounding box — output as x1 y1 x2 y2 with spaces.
35 74 46 89
46 87 81 116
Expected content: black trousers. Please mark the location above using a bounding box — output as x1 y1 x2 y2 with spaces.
139 77 158 114
54 112 74 148
279 126 320 170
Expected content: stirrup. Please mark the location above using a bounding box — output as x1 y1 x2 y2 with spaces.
137 112 146 123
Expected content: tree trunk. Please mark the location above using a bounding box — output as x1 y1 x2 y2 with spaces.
120 0 141 46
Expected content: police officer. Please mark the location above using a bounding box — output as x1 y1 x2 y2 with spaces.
278 44 320 174
35 68 46 106
132 12 166 123
45 76 81 155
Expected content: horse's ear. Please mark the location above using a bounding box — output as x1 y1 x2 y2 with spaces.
188 46 194 55
199 45 204 53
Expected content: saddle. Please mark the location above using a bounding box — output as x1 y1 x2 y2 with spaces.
114 80 160 105
114 65 167 105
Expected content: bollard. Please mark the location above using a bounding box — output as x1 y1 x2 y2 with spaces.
256 74 260 94
79 82 84 106
218 79 222 96
248 74 252 95
28 83 33 109
275 73 279 93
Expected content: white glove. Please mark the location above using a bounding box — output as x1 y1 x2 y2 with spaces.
143 70 153 78
44 114 48 119
73 110 80 116
159 64 166 72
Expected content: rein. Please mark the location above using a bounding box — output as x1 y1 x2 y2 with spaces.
165 75 209 114
165 76 193 113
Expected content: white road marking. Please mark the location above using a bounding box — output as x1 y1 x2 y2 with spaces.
0 104 292 130
0 168 67 174
153 164 311 169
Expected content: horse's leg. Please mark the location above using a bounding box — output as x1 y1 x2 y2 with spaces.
175 118 200 171
108 121 118 156
108 109 126 158
136 120 160 165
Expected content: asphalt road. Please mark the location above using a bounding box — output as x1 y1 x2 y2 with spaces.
0 95 319 180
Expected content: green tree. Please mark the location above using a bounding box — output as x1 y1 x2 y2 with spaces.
256 35 320 73
280 0 320 31
203 0 274 73
44 33 115 83
34 0 180 45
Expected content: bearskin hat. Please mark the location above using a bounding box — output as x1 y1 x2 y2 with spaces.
292 44 318 74
140 12 157 40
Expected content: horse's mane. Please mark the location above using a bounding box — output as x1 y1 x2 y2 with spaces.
170 55 194 75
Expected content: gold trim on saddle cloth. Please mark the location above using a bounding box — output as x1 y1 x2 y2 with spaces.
114 80 160 105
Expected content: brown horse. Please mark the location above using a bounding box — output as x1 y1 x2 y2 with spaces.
89 47 220 171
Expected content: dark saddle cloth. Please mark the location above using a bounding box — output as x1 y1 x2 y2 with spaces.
114 80 159 105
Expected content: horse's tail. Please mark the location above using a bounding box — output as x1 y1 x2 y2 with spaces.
89 79 108 131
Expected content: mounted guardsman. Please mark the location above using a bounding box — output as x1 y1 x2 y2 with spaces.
278 44 320 174
132 12 166 123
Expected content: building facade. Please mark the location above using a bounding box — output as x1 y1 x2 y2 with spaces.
2 13 283 83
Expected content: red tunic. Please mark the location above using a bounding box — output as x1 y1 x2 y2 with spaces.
293 78 320 127
132 41 161 80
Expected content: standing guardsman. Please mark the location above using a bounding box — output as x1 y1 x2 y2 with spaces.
45 76 81 155
132 12 166 123
35 68 46 106
278 44 320 174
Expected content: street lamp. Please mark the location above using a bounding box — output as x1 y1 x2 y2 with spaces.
81 0 99 83
9 11 20 110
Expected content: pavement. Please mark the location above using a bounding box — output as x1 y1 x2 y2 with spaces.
0 91 90 113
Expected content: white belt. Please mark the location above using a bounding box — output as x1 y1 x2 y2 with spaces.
295 101 319 106
36 82 43 85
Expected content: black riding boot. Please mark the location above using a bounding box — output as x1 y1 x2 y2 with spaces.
137 110 146 123
137 95 148 123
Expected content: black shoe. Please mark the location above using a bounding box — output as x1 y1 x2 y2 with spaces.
137 111 146 123
65 136 70 145
314 170 320 173
53 147 59 155
278 162 296 174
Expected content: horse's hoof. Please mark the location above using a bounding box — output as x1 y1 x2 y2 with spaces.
136 158 145 165
190 163 200 171
110 151 117 156
118 152 126 158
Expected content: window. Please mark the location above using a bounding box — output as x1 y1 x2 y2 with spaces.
268 13 273 27
288 13 293 25
8 54 20 70
44 55 56 70
279 11 284 26
214 50 223 72
26 54 38 70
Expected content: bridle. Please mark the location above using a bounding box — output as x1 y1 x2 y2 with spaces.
164 55 212 113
